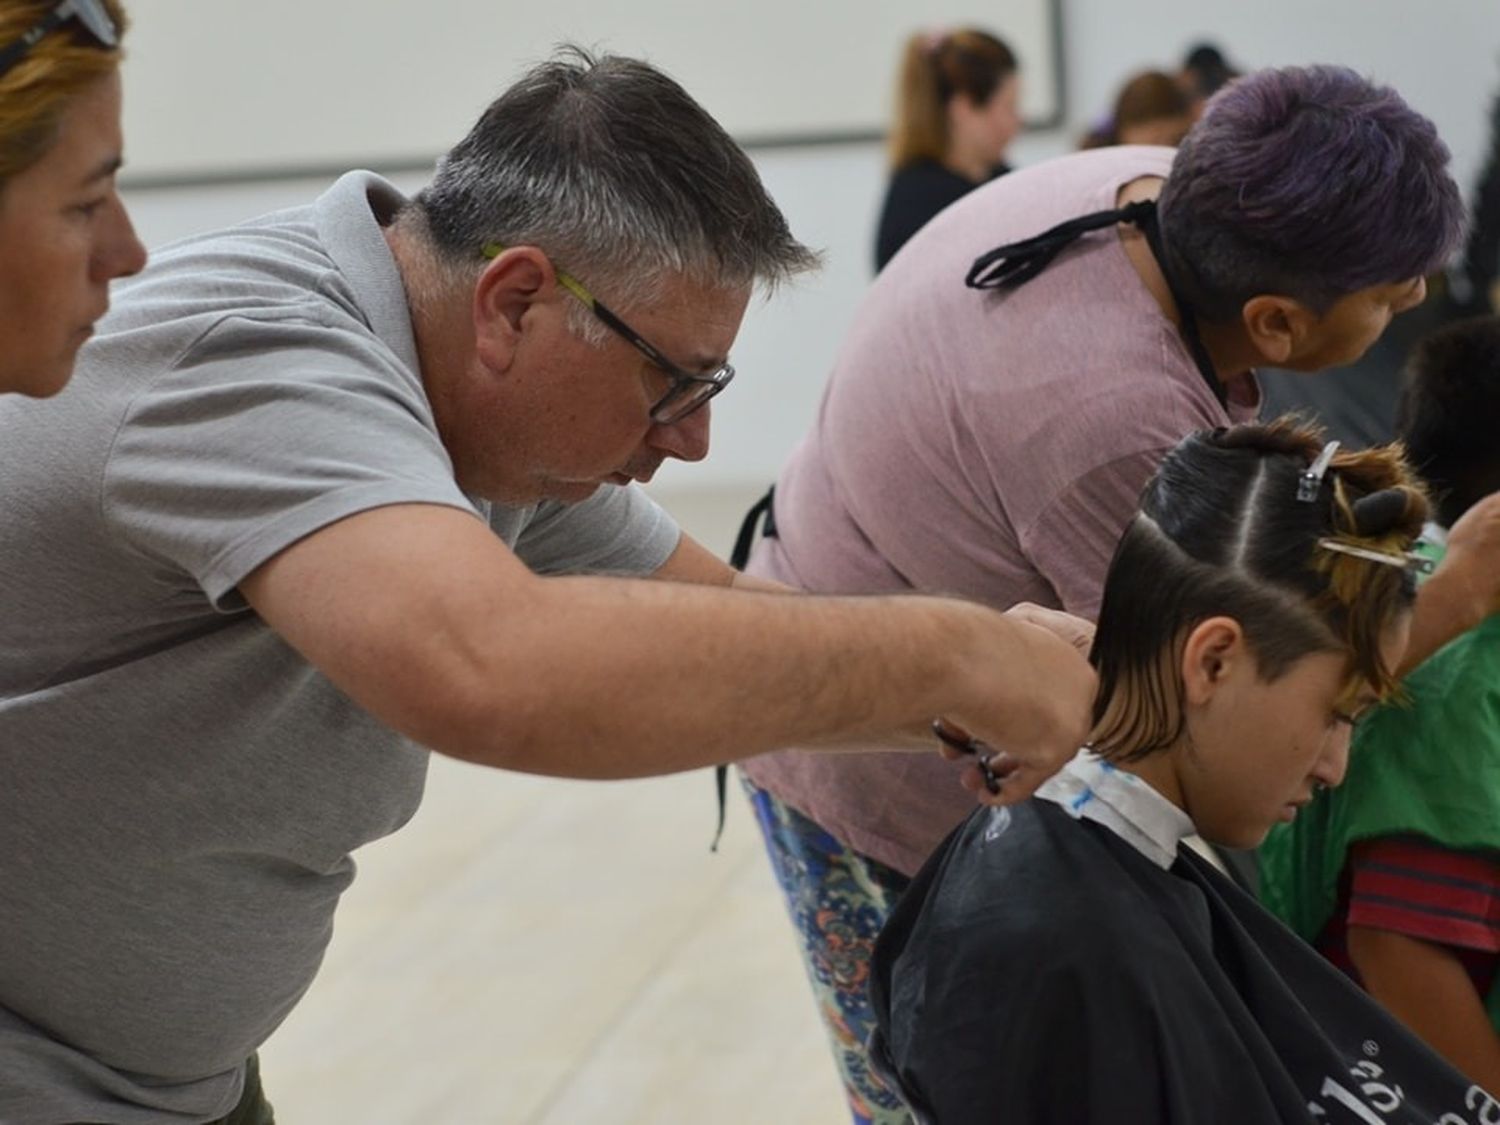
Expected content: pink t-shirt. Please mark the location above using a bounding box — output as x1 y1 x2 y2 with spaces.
741 146 1258 876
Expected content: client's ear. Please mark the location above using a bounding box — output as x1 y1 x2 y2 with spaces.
1180 616 1246 705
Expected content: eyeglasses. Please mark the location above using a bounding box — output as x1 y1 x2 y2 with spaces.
481 242 734 425
0 1 118 80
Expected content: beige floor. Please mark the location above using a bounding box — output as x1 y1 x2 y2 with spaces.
258 486 854 1123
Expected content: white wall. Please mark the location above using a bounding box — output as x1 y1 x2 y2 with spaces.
119 0 1500 494
121 0 1060 179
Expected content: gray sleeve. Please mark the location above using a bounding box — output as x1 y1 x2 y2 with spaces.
511 484 681 576
101 315 481 609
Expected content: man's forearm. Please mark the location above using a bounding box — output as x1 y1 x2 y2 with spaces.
730 570 792 594
441 575 1026 776
243 505 1094 794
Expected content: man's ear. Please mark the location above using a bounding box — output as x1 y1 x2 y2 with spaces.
472 246 555 374
1241 295 1317 366
1180 616 1247 705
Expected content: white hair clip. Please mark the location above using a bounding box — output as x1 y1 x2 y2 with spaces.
1298 440 1341 502
1317 538 1435 575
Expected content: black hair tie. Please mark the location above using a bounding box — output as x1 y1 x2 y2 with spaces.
964 197 1228 411
966 200 1158 290
1351 489 1411 537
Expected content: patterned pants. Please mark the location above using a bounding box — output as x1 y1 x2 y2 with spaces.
741 774 914 1125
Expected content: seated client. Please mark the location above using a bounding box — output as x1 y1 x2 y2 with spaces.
869 420 1492 1123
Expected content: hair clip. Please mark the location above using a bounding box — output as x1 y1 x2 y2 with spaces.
1317 538 1435 575
1298 440 1340 502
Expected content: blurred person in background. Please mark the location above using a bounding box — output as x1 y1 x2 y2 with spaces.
1080 68 1195 149
1446 69 1500 318
1180 40 1239 116
874 28 1019 271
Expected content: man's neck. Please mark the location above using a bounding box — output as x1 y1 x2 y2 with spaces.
383 224 474 472
1197 319 1264 405
1115 177 1261 398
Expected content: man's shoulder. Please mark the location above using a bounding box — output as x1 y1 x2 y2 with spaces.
112 212 350 333
92 229 414 415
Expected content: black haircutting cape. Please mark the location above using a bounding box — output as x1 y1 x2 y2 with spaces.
869 800 1492 1124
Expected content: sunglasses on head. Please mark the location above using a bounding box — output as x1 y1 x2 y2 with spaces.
0 0 117 81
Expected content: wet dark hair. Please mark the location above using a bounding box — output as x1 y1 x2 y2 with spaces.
1090 419 1427 760
1398 317 1500 527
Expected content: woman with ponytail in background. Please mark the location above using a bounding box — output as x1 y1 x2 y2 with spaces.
873 29 1019 272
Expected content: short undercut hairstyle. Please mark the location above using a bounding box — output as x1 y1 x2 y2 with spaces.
1157 65 1464 322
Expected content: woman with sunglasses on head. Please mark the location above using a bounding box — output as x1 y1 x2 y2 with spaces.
0 0 145 399
869 420 1491 1123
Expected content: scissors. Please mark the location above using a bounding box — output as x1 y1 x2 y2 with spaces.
931 719 1013 796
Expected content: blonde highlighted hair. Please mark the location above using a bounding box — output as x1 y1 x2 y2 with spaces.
1089 418 1428 761
888 28 1016 170
0 0 127 185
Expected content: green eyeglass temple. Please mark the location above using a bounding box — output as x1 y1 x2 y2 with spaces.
480 242 733 425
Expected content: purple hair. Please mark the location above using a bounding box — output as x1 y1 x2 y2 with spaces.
1157 65 1465 321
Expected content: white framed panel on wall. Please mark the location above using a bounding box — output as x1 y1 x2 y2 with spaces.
120 1 1061 184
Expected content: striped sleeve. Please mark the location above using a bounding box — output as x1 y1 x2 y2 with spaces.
1345 836 1500 953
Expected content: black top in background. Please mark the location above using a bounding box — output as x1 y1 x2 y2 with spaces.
874 159 1010 272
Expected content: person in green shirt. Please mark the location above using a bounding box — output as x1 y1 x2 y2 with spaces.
1261 315 1500 1096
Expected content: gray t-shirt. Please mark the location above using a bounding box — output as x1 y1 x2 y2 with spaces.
0 172 679 1123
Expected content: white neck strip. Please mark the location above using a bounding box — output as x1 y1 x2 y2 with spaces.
1034 749 1196 869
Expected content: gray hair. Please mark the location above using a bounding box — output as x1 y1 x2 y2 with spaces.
402 45 819 344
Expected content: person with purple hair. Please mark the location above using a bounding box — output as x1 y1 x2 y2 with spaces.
728 64 1500 1125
